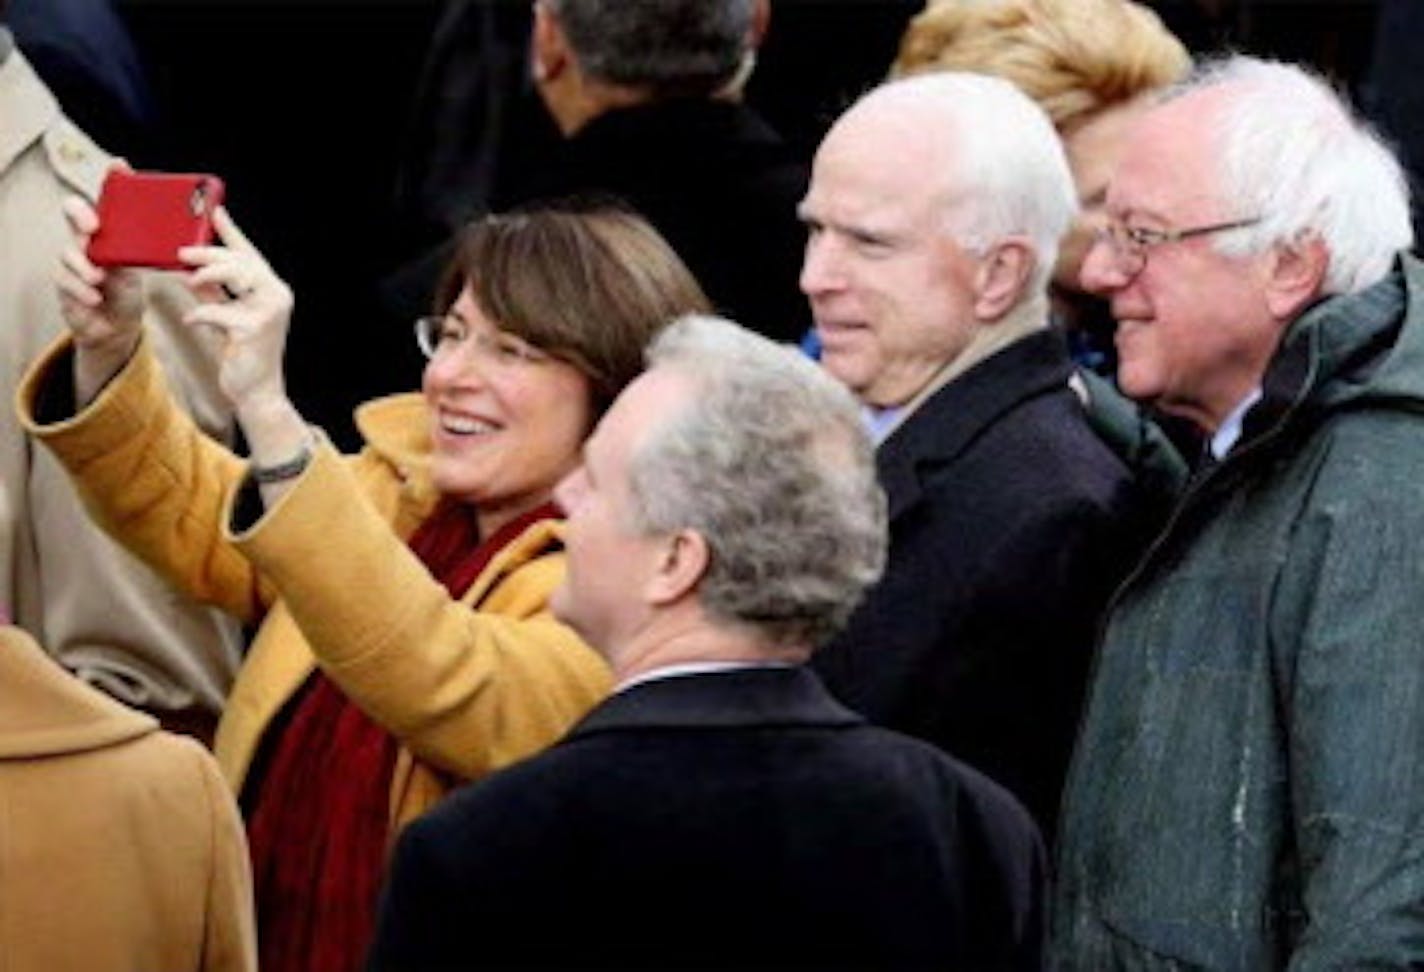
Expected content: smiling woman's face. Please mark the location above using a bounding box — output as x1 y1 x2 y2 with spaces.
421 285 593 533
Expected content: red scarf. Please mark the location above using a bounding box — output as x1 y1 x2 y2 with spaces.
245 498 560 972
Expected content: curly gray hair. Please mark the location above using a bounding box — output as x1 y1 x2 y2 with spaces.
629 316 887 648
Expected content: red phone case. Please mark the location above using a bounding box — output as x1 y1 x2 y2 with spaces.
86 170 226 270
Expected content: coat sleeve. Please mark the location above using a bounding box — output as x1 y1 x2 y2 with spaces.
227 442 612 780
184 739 258 972
18 332 274 626
1272 482 1424 969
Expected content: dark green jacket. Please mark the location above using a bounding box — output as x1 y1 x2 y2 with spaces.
1055 256 1424 970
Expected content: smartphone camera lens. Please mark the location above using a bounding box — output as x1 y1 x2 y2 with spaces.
190 183 209 217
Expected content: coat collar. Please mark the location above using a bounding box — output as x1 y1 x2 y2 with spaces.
0 626 156 758
354 391 441 511
566 666 864 738
351 391 565 605
0 47 109 197
0 47 57 177
877 328 1074 522
575 98 786 155
1184 255 1424 491
1246 254 1424 442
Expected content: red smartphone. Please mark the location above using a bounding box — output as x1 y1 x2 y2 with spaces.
86 169 226 270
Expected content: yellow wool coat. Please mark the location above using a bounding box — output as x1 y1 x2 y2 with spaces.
18 333 612 831
0 624 255 971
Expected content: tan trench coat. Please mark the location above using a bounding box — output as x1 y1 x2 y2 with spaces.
0 42 241 722
0 624 256 971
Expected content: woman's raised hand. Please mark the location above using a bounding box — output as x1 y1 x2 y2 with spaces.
179 207 295 415
55 194 147 404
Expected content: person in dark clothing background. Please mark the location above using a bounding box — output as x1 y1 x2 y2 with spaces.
4 0 155 157
383 0 811 346
388 0 559 262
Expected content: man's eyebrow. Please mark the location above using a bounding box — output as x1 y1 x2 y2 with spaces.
849 223 898 244
796 206 894 243
1107 198 1173 225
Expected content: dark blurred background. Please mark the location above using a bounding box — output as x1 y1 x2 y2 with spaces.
7 0 1403 448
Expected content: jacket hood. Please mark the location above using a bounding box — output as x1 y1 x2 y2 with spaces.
1264 254 1424 423
0 626 156 758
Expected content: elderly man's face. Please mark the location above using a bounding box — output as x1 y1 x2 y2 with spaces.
799 107 982 409
1079 91 1282 431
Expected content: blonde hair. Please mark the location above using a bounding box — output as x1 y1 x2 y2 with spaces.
891 0 1190 131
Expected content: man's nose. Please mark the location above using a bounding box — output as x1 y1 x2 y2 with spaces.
800 233 844 296
1078 235 1129 296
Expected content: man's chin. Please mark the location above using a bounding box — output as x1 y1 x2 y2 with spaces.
817 350 865 393
1111 355 1162 401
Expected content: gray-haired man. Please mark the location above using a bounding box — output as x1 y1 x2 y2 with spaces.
369 315 1045 970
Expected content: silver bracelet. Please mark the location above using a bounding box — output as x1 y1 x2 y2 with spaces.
250 440 314 484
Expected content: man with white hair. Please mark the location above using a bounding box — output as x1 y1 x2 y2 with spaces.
368 316 1046 970
1055 56 1424 968
798 72 1152 834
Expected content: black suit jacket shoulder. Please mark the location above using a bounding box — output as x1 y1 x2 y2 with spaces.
497 99 810 344
370 667 1045 971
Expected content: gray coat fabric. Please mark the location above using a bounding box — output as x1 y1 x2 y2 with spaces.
1055 255 1424 970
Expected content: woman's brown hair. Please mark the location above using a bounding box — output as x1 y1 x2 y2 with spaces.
435 203 711 414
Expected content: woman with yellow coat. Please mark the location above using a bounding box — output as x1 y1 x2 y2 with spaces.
21 199 710 972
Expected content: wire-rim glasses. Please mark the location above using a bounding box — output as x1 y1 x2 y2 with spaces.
413 315 552 366
1093 216 1262 278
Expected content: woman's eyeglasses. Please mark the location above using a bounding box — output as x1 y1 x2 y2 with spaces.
414 315 552 366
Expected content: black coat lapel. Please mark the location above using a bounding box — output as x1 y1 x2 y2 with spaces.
877 330 1074 523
